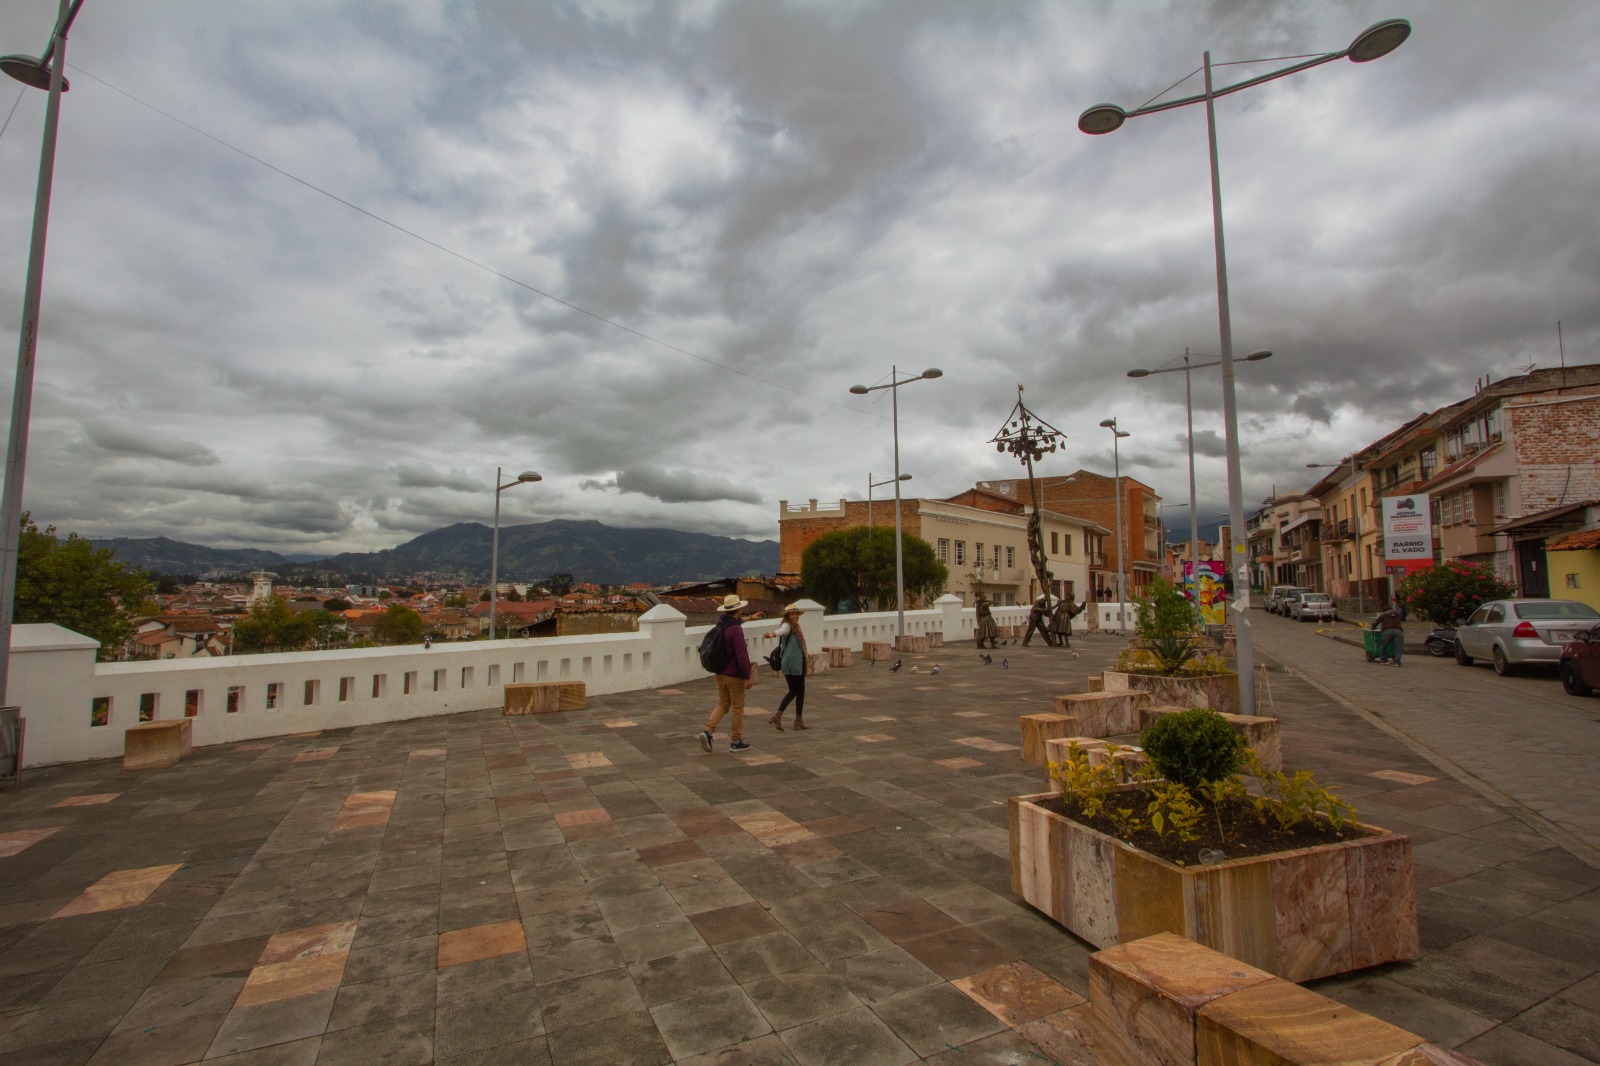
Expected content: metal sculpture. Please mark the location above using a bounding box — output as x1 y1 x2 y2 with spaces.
990 387 1067 629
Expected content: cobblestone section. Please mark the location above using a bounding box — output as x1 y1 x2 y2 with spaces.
0 630 1595 1063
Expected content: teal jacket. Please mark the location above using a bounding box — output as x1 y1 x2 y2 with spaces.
777 628 807 675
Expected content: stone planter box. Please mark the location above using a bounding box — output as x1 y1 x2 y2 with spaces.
1102 668 1240 715
1053 691 1148 738
862 641 894 662
1141 705 1281 772
1008 791 1418 982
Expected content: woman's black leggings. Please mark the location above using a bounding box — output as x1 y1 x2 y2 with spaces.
778 674 806 718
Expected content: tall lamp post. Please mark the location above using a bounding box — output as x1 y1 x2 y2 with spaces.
0 0 86 708
867 473 911 531
1098 419 1131 618
1308 457 1364 615
1080 18 1411 715
489 469 542 639
849 367 942 637
1129 348 1273 604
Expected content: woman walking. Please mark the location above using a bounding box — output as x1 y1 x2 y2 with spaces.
766 604 810 730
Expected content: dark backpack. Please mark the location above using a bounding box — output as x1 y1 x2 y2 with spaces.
698 620 732 674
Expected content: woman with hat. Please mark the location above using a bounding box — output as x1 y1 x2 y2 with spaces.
765 604 810 730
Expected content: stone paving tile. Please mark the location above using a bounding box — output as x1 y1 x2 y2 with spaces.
3 629 1600 1062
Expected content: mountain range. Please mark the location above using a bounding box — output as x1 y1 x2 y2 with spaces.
93 520 780 586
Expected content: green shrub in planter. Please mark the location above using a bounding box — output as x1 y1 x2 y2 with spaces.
1139 707 1244 789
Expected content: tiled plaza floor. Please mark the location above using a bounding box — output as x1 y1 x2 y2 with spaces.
1 630 1597 1064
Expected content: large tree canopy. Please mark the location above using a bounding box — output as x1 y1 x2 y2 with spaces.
800 526 947 614
16 514 152 659
374 604 424 645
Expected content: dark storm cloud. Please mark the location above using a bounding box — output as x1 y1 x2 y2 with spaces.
84 421 221 465
611 466 763 506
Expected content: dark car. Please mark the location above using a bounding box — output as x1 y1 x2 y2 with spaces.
1559 623 1600 696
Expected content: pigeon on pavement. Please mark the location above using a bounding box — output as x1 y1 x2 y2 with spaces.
980 654 993 665
889 660 903 672
1002 658 1009 669
930 664 941 674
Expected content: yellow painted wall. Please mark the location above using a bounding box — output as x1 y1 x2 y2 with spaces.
1549 550 1600 612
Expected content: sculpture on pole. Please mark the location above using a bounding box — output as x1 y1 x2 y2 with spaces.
990 387 1067 630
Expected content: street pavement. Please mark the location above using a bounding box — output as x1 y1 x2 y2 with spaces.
0 629 1596 1064
1252 608 1600 866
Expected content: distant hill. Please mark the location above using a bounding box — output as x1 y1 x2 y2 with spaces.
91 537 296 577
94 520 779 586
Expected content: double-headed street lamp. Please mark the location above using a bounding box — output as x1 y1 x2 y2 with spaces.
867 473 912 531
850 367 942 637
489 469 542 639
1308 457 1365 615
1097 418 1131 613
0 0 86 709
1129 349 1272 604
1081 18 1411 715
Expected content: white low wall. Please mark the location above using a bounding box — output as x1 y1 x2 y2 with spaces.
10 596 1041 769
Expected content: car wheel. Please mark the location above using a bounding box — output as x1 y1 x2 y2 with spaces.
1455 643 1473 666
1492 645 1514 677
1425 639 1451 658
1560 660 1592 697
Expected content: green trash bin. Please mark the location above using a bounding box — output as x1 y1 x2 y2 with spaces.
1362 628 1385 662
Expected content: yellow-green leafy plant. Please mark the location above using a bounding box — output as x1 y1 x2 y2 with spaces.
1145 781 1204 843
1243 750 1356 834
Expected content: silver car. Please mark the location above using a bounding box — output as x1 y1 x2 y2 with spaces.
1289 592 1337 623
1454 598 1600 676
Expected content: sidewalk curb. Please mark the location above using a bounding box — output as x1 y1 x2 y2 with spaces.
1260 648 1600 872
1314 628 1428 654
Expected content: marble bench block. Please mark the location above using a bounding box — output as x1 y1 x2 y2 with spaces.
1196 977 1426 1066
895 633 929 654
823 645 854 668
1090 931 1275 1066
1020 714 1076 766
805 653 829 675
124 719 193 772
1087 674 1104 693
1138 706 1281 772
1054 691 1148 738
1044 737 1107 792
504 681 585 715
927 631 944 648
862 641 894 662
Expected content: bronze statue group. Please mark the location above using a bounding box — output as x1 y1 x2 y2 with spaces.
975 592 1084 649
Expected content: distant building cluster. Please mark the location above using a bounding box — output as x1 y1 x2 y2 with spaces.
1246 365 1600 610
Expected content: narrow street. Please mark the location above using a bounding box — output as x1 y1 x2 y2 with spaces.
1252 607 1600 866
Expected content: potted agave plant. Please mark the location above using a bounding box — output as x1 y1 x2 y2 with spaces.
1101 577 1240 712
1008 708 1418 982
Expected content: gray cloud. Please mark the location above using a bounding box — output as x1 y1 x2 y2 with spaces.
0 0 1594 554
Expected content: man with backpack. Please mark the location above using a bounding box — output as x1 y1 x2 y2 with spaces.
700 594 756 752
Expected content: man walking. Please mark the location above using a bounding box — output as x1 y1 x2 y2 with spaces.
702 594 755 752
1374 604 1405 667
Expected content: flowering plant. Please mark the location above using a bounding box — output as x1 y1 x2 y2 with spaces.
1396 559 1514 626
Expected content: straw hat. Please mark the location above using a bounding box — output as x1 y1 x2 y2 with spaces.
716 594 749 612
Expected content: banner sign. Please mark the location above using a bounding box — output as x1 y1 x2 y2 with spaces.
1184 560 1228 626
1382 494 1433 563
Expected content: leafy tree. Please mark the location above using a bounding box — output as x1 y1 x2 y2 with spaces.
800 526 947 613
1397 560 1515 627
231 596 315 653
1136 576 1202 642
15 514 153 659
322 597 352 613
505 587 523 602
442 593 468 609
297 609 349 649
545 572 575 596
154 574 192 594
373 604 423 645
377 588 393 600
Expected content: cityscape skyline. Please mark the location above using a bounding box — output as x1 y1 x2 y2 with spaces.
0 1 1596 554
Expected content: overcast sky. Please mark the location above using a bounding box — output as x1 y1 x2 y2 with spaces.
0 1 1595 554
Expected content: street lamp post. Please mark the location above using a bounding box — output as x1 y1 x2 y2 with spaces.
489 469 542 639
1129 348 1272 605
0 0 85 708
1098 419 1131 620
850 367 942 637
1080 18 1410 715
1308 457 1365 615
867 473 911 531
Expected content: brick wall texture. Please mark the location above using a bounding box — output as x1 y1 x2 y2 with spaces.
1510 396 1600 511
778 500 923 574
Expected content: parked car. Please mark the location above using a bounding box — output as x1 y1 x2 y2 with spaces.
1423 626 1457 657
1289 592 1337 623
1558 624 1600 695
1266 586 1311 615
1454 598 1600 676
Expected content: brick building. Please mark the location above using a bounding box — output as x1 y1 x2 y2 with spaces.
975 471 1160 601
